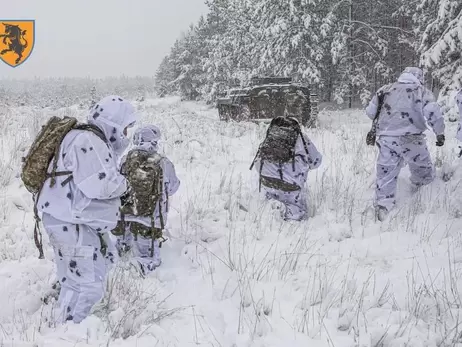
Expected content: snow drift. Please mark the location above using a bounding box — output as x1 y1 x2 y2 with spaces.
1 97 462 346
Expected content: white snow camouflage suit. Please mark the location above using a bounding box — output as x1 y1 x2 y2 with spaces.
116 125 180 275
366 67 445 212
253 132 322 221
456 90 462 142
37 95 139 324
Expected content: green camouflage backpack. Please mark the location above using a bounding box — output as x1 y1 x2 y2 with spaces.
116 149 165 246
21 116 107 259
249 116 309 192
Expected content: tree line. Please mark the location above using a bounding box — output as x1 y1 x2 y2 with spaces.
156 0 461 115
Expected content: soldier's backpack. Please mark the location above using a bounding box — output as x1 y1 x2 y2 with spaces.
249 116 309 192
116 149 166 253
21 116 107 259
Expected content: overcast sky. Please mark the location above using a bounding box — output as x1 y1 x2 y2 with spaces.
0 0 208 79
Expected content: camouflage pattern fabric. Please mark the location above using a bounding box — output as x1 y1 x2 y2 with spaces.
111 220 126 236
260 175 301 192
130 222 162 240
120 149 164 221
21 117 108 194
258 117 302 164
21 116 78 194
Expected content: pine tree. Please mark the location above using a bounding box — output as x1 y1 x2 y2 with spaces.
155 56 174 97
418 0 462 116
253 0 324 83
156 0 423 107
201 0 255 101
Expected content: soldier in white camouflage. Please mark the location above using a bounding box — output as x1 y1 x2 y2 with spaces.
251 116 322 221
37 95 139 324
366 67 445 221
114 125 180 275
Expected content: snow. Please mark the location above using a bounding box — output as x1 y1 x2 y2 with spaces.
2 96 462 346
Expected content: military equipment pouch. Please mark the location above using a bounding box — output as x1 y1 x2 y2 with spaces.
111 220 126 236
131 222 163 240
260 175 301 192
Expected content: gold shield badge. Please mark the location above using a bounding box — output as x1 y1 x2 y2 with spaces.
0 20 35 67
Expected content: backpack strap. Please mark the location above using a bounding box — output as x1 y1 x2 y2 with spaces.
151 156 167 250
298 132 310 155
249 148 260 171
278 163 284 180
48 135 70 189
74 123 108 143
165 182 169 213
258 160 264 192
120 209 126 246
250 119 279 171
32 193 44 259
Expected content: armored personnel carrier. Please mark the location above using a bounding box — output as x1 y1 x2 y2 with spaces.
217 77 318 127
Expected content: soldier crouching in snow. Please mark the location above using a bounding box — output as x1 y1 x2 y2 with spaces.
37 95 139 324
365 67 445 221
113 125 180 276
250 116 322 221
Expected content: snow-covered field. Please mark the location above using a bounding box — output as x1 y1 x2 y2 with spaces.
2 96 462 347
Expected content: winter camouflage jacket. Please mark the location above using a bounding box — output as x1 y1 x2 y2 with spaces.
37 96 138 231
366 71 445 137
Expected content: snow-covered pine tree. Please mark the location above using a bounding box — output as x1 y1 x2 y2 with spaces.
156 0 423 107
418 0 462 119
201 0 258 101
322 0 412 106
155 17 214 101
155 55 176 97
252 0 324 86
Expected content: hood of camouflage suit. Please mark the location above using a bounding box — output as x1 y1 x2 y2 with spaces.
398 67 424 85
87 95 139 156
132 125 161 153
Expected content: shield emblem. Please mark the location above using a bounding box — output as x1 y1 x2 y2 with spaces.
0 20 35 67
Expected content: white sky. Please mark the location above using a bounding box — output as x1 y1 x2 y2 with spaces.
0 0 208 79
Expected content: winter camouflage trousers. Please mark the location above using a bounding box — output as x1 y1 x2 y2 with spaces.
115 223 162 275
42 213 118 324
375 135 435 211
263 187 308 221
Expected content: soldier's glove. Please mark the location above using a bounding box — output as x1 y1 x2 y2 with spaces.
436 134 445 147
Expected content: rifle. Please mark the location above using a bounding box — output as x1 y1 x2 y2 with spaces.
366 91 386 146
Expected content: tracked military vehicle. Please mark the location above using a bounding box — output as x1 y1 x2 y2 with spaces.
217 77 318 127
